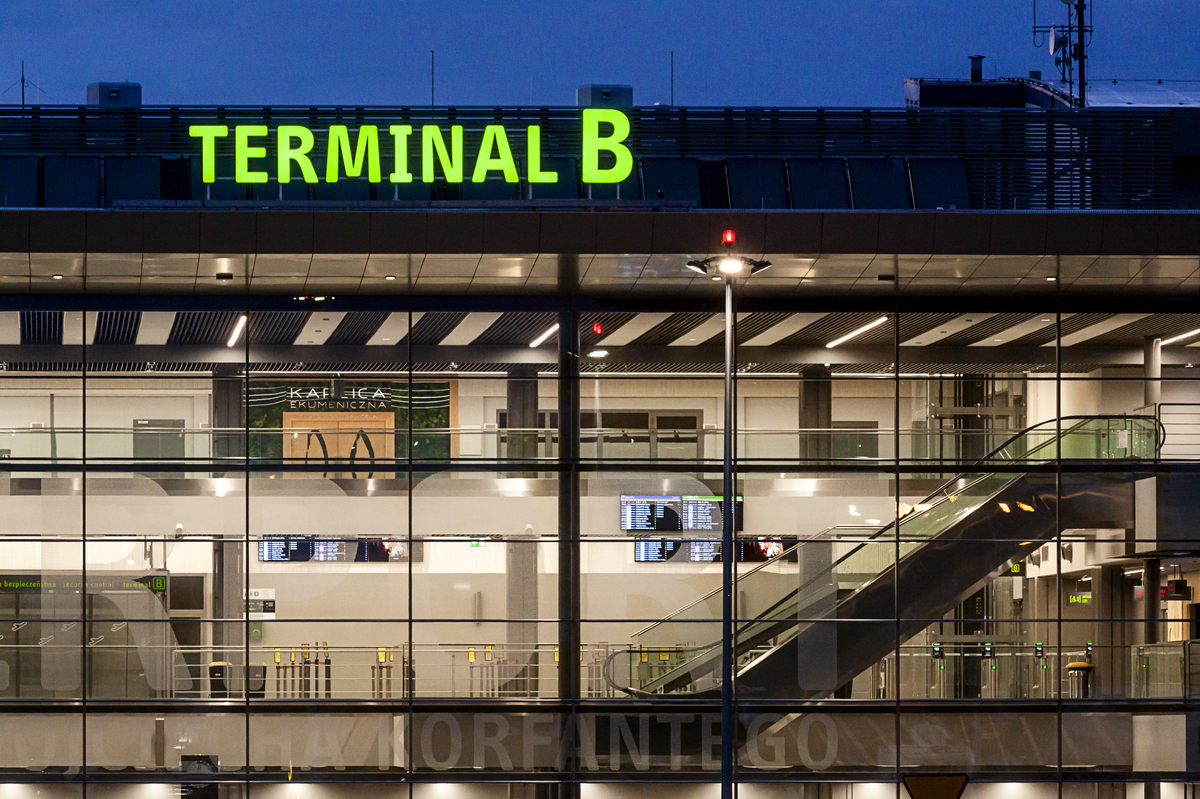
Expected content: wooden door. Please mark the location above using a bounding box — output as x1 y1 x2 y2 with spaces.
282 411 395 478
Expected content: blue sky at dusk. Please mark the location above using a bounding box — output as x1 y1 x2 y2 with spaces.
2 0 1196 107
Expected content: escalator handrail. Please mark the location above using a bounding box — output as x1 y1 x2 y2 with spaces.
622 415 1161 646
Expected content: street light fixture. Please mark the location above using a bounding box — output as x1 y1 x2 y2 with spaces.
686 229 771 798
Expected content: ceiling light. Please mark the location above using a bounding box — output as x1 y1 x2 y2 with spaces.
588 349 608 358
1046 276 1057 282
994 338 1002 342
227 315 248 348
529 323 559 348
685 262 708 275
711 276 721 281
215 272 233 281
826 316 888 349
384 275 396 281
718 257 744 275
1162 328 1200 346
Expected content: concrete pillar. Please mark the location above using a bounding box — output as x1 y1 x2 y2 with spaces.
505 523 539 696
211 369 244 459
506 366 540 460
1145 558 1161 645
800 368 832 459
210 367 245 690
1145 336 1162 408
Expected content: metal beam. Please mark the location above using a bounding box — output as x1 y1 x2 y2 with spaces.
0 343 1163 369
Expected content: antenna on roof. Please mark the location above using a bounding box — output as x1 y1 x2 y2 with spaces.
1032 0 1092 106
1 61 45 109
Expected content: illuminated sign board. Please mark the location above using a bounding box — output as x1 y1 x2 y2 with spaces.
190 108 633 186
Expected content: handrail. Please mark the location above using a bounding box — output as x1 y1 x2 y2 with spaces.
627 524 882 639
604 414 1165 696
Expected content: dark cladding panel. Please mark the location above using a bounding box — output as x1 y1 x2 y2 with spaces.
104 156 162 205
910 158 972 210
641 158 701 204
461 178 520 201
0 156 37 208
527 157 579 199
848 158 911 210
588 159 640 201
726 159 788 210
787 158 849 209
44 157 100 209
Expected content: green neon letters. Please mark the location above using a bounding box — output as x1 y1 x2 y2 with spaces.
189 112 632 185
277 126 317 183
582 108 633 184
328 125 381 183
472 125 518 183
234 125 269 184
188 125 228 183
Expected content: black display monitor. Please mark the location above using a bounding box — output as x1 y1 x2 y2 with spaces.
688 537 794 563
681 495 743 532
620 496 683 531
633 538 686 562
621 495 742 532
259 537 422 562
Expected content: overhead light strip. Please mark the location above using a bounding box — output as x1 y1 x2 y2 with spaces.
825 316 888 349
530 324 560 348
227 315 248 348
1161 328 1200 346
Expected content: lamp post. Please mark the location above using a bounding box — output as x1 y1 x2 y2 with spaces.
686 232 770 799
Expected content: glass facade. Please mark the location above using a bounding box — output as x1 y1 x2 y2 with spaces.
0 284 1196 799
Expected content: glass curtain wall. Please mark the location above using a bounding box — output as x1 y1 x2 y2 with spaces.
0 291 1193 799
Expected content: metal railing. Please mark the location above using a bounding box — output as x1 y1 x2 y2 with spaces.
0 418 1164 467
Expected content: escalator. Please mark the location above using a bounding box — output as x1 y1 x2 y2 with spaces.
604 415 1161 700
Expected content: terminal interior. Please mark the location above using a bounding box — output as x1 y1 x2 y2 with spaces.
0 294 1197 793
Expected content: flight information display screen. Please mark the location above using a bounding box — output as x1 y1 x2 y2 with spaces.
621 495 742 531
688 537 794 563
681 495 743 532
620 496 683 531
259 537 422 562
633 538 686 562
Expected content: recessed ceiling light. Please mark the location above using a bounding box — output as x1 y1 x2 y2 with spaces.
1046 276 1057 282
382 338 390 342
994 338 1002 342
384 275 396 281
1041 318 1051 322
711 276 721 281
588 349 608 358
52 274 63 280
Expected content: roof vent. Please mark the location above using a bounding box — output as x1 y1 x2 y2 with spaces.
576 84 633 108
86 82 142 109
969 56 985 84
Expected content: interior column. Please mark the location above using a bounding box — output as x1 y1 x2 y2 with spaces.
800 367 832 460
210 366 245 691
504 366 541 696
1145 336 1162 408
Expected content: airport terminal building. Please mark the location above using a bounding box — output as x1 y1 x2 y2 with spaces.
0 79 1199 799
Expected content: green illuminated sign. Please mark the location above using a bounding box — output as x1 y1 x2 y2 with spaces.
190 109 633 186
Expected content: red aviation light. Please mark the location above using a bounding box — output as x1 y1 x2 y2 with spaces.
722 229 737 246
592 322 605 336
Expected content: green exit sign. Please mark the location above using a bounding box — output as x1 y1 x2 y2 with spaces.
470 539 487 548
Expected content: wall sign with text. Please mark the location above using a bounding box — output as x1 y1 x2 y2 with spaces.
190 108 633 186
